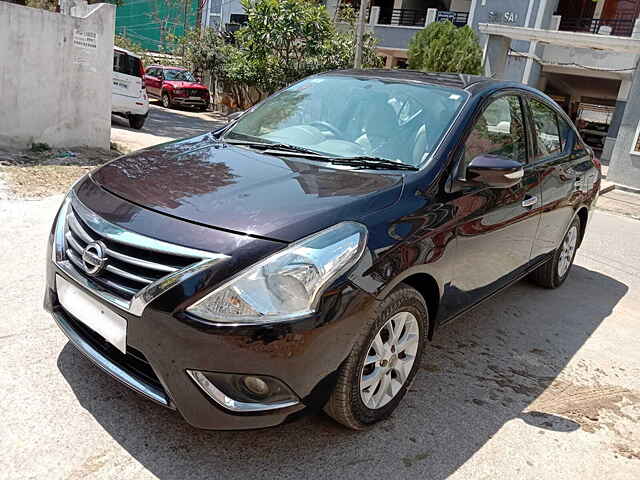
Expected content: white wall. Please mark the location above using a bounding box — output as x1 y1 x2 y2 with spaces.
0 3 115 150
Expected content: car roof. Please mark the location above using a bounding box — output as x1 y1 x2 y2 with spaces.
148 65 188 71
114 46 141 59
322 69 497 91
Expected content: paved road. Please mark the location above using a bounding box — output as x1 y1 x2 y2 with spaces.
111 103 227 153
1 198 639 479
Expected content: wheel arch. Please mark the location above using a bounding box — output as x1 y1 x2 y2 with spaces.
378 271 441 341
576 206 588 247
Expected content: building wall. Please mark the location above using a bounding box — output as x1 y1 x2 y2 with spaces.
607 73 640 188
372 24 423 49
0 2 114 150
470 0 559 84
202 0 245 30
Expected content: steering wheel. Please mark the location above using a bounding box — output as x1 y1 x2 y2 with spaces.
309 121 343 139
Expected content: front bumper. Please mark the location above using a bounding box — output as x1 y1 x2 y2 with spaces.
45 268 373 430
44 187 376 429
172 96 209 107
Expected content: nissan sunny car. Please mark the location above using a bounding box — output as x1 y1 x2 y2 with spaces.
45 70 600 430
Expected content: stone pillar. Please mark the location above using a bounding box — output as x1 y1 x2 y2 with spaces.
633 18 640 39
391 0 402 25
483 34 511 79
425 8 437 27
601 79 632 164
385 55 397 69
369 5 380 25
606 69 640 189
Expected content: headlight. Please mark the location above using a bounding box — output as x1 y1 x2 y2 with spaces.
186 222 367 323
174 89 184 95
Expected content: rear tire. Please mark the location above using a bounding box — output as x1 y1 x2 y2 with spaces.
324 283 428 430
128 114 146 130
530 215 581 289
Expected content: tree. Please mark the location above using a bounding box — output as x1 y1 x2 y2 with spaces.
407 21 482 75
172 0 381 109
228 0 381 94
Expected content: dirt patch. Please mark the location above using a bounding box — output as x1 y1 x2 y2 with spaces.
613 443 640 460
0 146 121 199
528 381 640 434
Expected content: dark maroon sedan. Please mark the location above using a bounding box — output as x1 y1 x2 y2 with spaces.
144 65 210 110
45 70 600 430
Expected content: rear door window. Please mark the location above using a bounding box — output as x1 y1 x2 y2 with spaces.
114 51 142 78
529 98 562 159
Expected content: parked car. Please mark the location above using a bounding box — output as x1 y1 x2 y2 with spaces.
112 47 148 129
45 70 600 431
144 65 210 111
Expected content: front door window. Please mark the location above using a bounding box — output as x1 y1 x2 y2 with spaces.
463 95 527 177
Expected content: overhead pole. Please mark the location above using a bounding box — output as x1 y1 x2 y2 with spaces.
353 0 368 69
182 0 189 58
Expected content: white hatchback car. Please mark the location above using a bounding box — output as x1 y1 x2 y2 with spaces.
112 47 149 129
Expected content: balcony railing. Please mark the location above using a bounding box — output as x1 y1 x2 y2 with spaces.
436 10 469 28
377 9 468 27
559 17 635 37
378 8 427 26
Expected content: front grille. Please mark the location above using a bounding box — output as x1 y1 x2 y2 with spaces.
63 205 201 302
63 308 165 394
188 89 205 97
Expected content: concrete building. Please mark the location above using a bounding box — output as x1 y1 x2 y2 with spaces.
326 0 640 190
0 2 115 150
201 0 247 32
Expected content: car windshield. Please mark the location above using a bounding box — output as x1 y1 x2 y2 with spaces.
223 75 468 167
164 69 196 82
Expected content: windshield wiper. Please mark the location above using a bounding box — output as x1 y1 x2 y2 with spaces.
224 139 418 171
330 156 419 171
223 139 328 158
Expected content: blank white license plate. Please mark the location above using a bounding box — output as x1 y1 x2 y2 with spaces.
56 275 127 353
188 96 201 100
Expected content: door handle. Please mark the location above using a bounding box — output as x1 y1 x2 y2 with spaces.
522 195 537 208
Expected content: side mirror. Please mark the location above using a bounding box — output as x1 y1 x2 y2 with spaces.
227 110 245 121
466 154 524 189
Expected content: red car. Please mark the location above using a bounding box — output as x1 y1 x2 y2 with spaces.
144 65 210 111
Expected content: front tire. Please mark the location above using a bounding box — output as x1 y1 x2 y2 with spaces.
161 92 172 109
530 215 581 289
324 284 428 430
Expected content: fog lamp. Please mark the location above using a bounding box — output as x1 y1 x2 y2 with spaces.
243 376 270 398
187 370 299 412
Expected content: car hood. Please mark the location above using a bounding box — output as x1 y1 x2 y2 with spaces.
91 134 404 242
166 81 208 89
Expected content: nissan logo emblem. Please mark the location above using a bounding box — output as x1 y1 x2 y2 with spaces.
82 241 107 276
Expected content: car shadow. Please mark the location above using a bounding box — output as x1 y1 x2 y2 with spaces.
56 265 626 479
111 105 226 140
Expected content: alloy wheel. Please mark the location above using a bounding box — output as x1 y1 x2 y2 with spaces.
557 225 578 277
359 311 420 410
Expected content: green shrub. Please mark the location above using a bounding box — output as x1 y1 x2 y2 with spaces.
408 21 482 75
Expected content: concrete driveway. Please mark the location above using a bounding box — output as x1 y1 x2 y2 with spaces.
1 196 639 479
111 103 228 152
